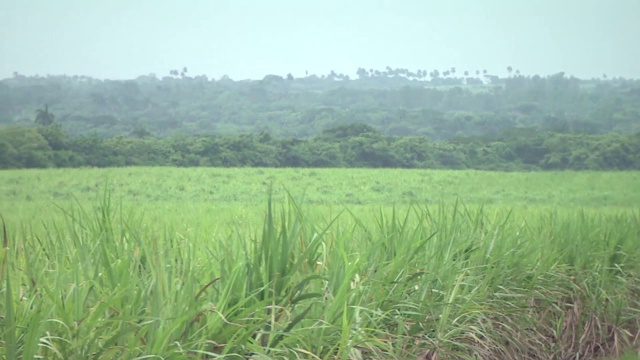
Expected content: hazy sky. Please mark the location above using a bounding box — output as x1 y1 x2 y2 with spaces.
1 0 639 80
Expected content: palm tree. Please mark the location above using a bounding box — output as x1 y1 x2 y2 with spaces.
507 66 513 77
35 104 55 126
356 67 368 79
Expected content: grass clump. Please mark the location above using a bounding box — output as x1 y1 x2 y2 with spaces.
1 191 639 359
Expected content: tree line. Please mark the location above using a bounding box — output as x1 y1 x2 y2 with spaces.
1 72 638 141
1 123 638 170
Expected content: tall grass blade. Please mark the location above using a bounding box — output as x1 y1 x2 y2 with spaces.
1 215 16 359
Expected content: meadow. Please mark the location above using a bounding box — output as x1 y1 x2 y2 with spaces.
1 168 639 359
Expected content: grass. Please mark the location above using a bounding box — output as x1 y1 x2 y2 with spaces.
1 168 639 226
1 168 639 359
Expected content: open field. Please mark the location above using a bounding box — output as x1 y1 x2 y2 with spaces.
1 168 639 359
1 167 639 224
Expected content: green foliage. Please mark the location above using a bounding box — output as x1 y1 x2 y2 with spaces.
0 184 639 358
0 126 53 167
2 72 640 172
34 104 55 126
1 74 639 139
1 124 639 170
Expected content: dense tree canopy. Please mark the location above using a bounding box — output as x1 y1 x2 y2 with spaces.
1 70 639 139
1 69 639 170
0 123 638 170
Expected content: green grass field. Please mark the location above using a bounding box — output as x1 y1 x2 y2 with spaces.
1 168 639 359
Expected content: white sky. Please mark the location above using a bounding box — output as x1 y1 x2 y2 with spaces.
1 0 639 80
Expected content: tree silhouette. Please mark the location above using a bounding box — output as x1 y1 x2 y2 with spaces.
356 68 368 79
507 66 513 77
35 104 55 126
131 124 151 138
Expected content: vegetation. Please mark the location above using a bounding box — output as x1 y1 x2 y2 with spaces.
2 70 639 171
34 104 55 126
1 168 640 358
2 68 639 358
0 123 639 170
2 70 639 140
2 168 639 212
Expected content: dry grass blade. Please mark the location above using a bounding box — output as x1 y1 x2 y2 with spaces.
416 349 439 360
195 277 221 301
